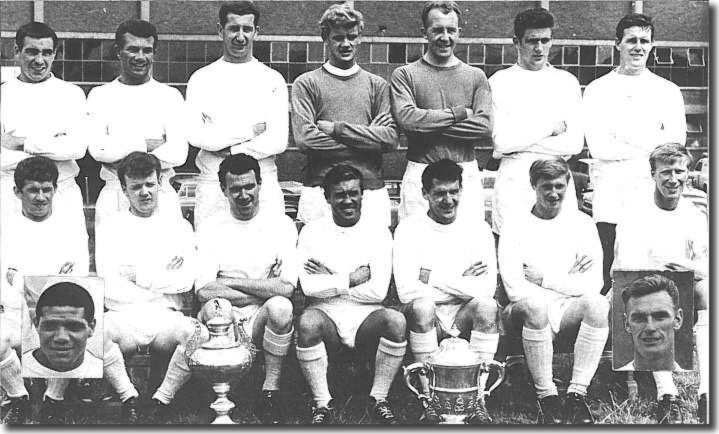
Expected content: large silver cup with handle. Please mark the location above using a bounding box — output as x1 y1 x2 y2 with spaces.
186 298 256 424
403 328 505 424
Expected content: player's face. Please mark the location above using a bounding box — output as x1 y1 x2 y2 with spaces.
423 8 460 63
36 306 94 372
16 37 56 83
516 27 552 71
325 25 361 69
14 180 55 221
532 175 566 216
219 13 257 63
625 291 681 360
423 178 461 224
327 179 362 227
122 173 159 217
652 159 688 202
117 33 154 83
616 26 653 71
224 170 260 221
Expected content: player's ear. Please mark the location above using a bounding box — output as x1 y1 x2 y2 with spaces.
217 22 223 38
13 186 21 198
673 308 683 330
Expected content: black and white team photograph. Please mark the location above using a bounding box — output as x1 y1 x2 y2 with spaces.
0 0 711 426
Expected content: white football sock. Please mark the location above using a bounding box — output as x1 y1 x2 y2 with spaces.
103 343 139 402
409 329 438 363
522 325 557 399
653 371 678 400
153 344 191 405
568 322 608 396
296 342 331 407
469 330 499 362
262 326 293 391
695 309 708 397
369 338 407 401
0 352 27 398
44 378 71 401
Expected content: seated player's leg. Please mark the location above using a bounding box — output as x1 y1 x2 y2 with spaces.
0 308 28 424
296 308 342 423
556 293 609 424
453 297 499 363
453 297 500 424
102 312 142 421
151 311 203 406
401 297 439 363
251 296 294 424
354 308 407 424
398 298 442 423
504 297 561 424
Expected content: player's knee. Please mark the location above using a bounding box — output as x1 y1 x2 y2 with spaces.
471 297 498 321
264 296 294 329
380 309 407 341
296 310 325 341
515 298 548 328
580 293 609 325
410 297 436 325
196 283 226 304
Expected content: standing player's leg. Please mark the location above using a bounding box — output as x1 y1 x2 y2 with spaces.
251 296 294 424
295 308 342 423
557 294 609 424
596 222 616 295
354 308 407 424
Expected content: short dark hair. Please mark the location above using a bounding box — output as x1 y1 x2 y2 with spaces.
116 152 161 188
319 3 364 41
616 13 655 42
421 159 463 192
218 154 262 189
621 274 679 310
114 19 158 50
529 158 570 186
322 164 363 199
36 282 95 324
421 0 462 28
14 156 58 190
514 7 554 40
15 21 58 50
219 1 260 27
649 143 692 173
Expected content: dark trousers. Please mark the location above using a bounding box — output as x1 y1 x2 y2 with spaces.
596 222 616 295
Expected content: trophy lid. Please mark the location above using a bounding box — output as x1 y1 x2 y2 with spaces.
427 327 479 367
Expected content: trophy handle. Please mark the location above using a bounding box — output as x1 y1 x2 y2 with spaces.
403 362 431 400
480 360 506 396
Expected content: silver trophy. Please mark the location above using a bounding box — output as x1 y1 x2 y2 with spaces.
403 327 505 424
186 299 256 424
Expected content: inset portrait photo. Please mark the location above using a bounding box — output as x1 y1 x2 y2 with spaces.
612 270 694 371
21 276 104 378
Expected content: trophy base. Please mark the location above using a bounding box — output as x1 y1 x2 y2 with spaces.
440 414 468 424
211 415 236 425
